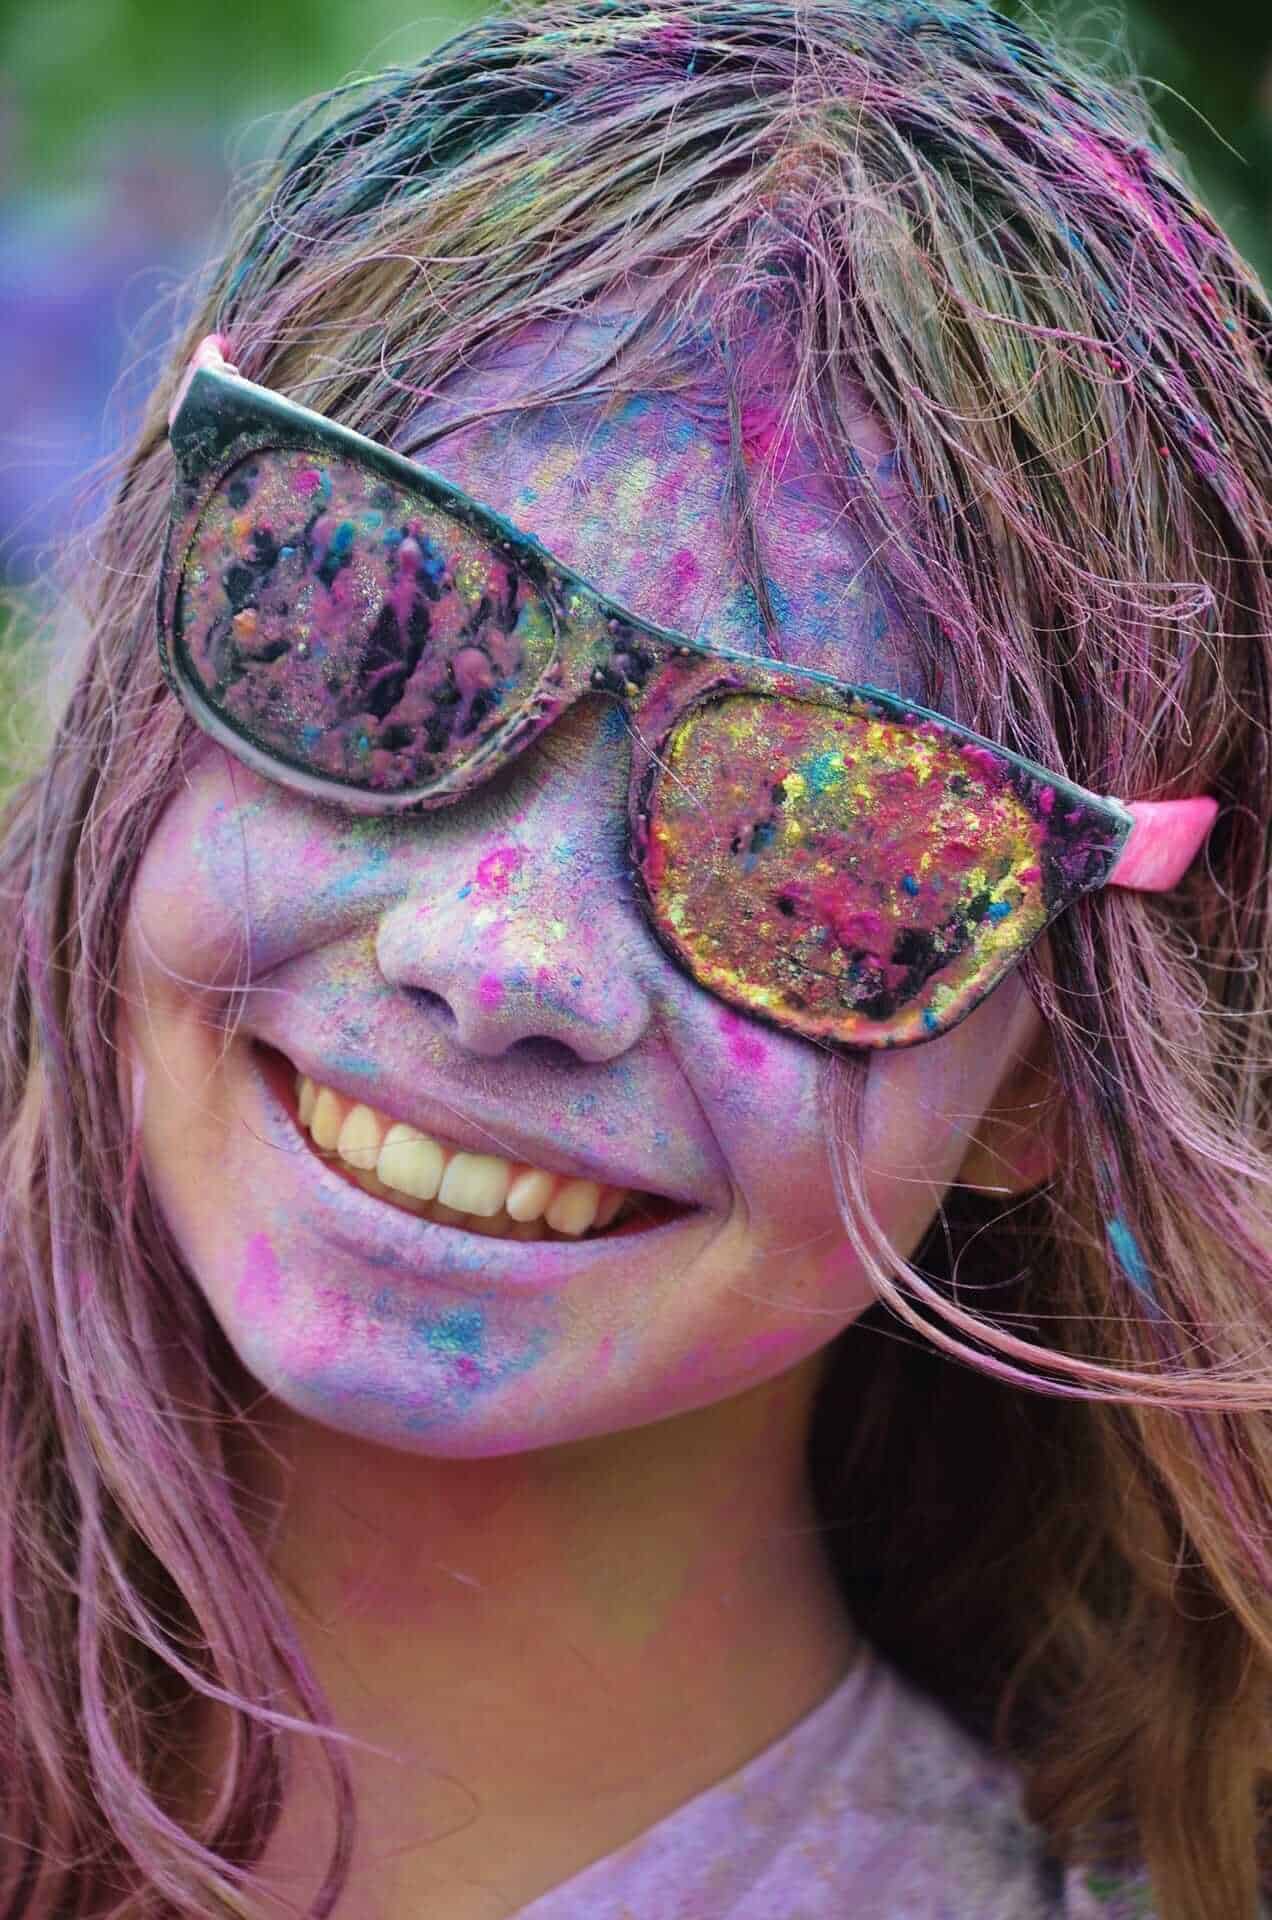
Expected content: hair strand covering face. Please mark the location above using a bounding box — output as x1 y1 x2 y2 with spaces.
0 2 1269 1915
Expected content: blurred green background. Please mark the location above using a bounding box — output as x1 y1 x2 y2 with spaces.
0 0 1268 614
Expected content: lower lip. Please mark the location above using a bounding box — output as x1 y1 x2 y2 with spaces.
246 1043 701 1289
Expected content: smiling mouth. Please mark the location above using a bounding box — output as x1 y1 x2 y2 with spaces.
259 1044 686 1243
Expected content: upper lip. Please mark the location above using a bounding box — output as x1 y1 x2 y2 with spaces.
255 1036 706 1208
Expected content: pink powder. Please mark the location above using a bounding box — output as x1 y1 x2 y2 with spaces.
668 548 701 597
477 971 505 1011
1072 130 1192 270
829 907 888 953
960 745 1005 785
298 832 338 874
296 1284 359 1371
237 1233 284 1317
718 1009 768 1071
648 19 693 52
473 844 525 897
738 399 795 475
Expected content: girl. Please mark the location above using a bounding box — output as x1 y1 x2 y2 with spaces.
2 2 1269 1915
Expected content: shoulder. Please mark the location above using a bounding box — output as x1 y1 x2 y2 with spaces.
782 1652 1067 1915
835 1658 1200 1920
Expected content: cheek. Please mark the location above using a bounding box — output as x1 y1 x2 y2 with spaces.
686 977 1031 1233
125 750 403 987
118 991 238 1348
860 973 1039 1248
126 754 273 987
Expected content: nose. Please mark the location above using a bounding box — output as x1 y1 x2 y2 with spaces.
373 705 655 1064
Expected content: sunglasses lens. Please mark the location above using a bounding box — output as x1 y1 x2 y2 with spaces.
642 694 1061 1048
171 450 558 795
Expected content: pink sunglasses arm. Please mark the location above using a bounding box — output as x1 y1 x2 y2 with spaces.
1107 796 1220 892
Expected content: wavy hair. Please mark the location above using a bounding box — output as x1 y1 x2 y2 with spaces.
1 2 1269 1914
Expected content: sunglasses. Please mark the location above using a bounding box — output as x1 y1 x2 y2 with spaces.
158 335 1218 1053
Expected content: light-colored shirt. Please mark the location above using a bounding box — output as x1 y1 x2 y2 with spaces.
517 1642 1155 1918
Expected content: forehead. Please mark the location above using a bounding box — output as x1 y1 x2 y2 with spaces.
399 314 929 702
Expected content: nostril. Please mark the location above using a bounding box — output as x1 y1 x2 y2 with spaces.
401 985 453 1022
507 1032 585 1071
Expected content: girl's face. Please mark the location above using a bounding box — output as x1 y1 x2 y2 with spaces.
122 317 1047 1456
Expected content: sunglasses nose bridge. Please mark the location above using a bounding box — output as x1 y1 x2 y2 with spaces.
618 651 746 766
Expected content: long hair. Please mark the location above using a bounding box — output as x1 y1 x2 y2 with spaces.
1 3 1269 1914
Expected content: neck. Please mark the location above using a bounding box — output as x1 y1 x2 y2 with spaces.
202 1349 858 1917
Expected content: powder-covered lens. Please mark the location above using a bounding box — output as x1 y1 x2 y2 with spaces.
172 451 559 794
642 694 1064 1049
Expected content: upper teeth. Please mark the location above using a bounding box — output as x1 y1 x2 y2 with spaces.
294 1073 632 1239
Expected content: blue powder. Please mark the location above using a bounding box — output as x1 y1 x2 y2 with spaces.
417 1307 485 1356
322 839 390 903
723 578 791 644
801 749 843 794
1107 1216 1158 1307
763 576 792 625
326 1051 380 1080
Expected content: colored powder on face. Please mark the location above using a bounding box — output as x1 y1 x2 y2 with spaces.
295 1284 362 1373
321 840 390 906
738 397 795 473
718 1008 768 1070
473 844 525 897
325 1051 381 1079
476 971 505 1011
419 1306 486 1356
403 1307 506 1402
668 547 702 596
238 1233 285 1317
298 832 340 875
